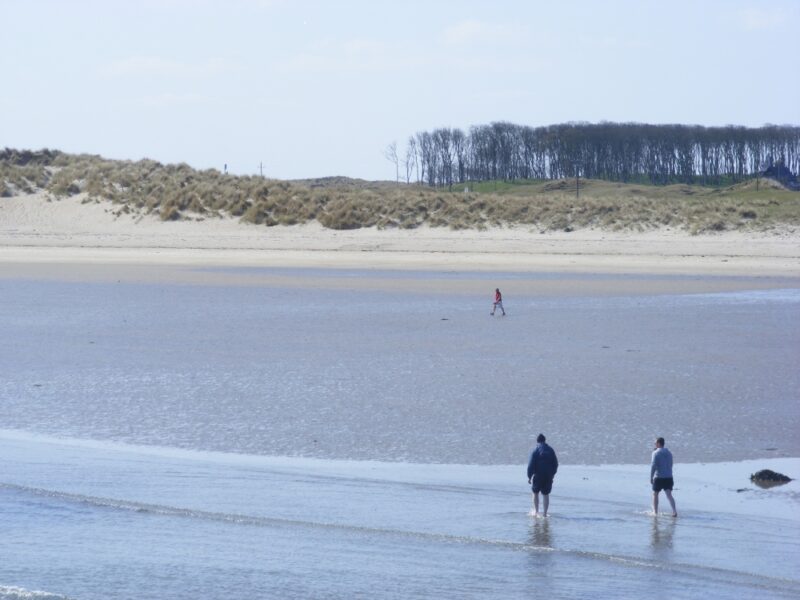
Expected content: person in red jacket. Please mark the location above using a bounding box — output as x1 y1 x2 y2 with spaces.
491 288 506 316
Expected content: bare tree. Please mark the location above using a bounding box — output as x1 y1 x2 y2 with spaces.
384 141 399 183
404 136 417 184
409 122 800 187
433 128 454 190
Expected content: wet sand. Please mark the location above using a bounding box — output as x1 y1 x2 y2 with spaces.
1 260 799 297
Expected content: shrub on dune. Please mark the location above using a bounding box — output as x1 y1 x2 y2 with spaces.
1 149 798 233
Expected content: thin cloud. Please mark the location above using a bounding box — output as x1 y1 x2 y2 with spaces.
734 7 788 31
102 56 242 78
279 38 426 73
278 34 540 76
137 92 208 108
132 0 285 9
580 34 648 51
442 19 519 46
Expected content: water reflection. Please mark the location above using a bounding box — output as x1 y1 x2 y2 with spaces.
650 517 676 555
525 516 555 580
528 517 553 549
751 479 790 489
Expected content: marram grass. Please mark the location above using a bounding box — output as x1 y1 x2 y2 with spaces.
2 149 799 233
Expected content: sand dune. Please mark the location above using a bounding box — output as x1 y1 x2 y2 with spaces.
1 192 798 277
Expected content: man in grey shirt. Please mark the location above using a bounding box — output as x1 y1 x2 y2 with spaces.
650 437 677 517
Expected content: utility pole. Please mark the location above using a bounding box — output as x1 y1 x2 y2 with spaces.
259 162 263 178
576 165 580 199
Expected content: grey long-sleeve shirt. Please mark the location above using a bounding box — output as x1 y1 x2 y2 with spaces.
650 447 673 480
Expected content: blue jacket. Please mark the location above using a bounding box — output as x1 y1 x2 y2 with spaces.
527 443 558 479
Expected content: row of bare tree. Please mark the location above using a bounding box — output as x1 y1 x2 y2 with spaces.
386 122 800 187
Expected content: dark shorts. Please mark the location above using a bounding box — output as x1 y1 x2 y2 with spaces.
532 474 554 495
652 477 674 492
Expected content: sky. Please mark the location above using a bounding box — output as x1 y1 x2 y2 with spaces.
2 0 799 180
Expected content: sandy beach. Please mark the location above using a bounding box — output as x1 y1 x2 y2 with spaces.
2 192 799 599
1 193 799 282
5 1 799 596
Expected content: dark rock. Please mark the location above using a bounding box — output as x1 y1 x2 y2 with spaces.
750 469 792 488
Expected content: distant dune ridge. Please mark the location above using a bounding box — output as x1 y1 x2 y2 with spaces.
1 148 799 278
1 148 799 234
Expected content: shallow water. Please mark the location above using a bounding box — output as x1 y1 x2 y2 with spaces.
1 271 798 464
1 268 799 598
1 433 798 600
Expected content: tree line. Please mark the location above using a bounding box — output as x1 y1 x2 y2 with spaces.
388 122 800 188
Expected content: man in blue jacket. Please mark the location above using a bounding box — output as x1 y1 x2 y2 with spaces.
527 433 559 517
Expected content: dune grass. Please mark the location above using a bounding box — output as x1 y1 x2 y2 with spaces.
2 149 799 233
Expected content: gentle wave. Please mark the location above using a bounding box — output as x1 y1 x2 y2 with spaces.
0 587 68 600
0 481 531 548
3 481 797 596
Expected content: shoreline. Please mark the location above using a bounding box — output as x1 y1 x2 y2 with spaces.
2 429 798 521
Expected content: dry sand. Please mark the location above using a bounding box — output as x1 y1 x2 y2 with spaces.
1 192 799 290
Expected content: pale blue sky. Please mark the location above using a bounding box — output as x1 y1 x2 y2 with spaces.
2 0 798 180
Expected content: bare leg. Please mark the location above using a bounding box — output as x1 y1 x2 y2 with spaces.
664 490 677 517
533 492 540 516
652 491 659 515
542 494 549 516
